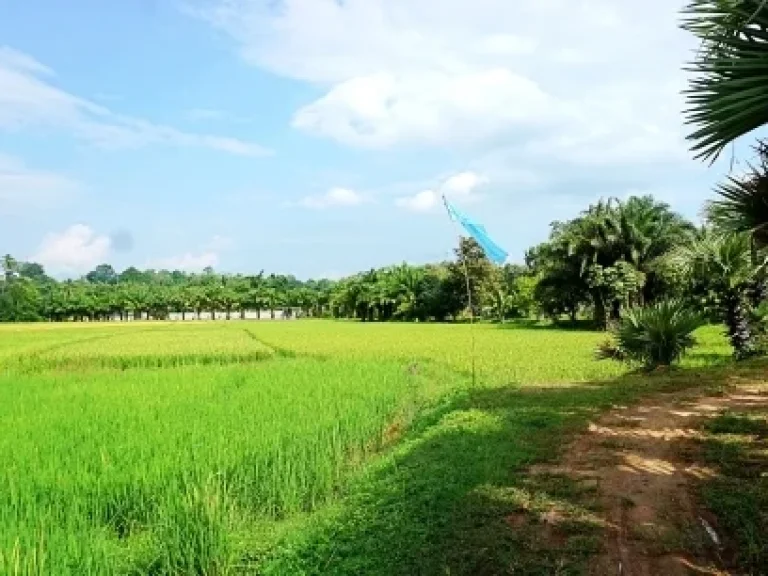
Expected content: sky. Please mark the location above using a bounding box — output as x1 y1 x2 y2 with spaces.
0 0 754 279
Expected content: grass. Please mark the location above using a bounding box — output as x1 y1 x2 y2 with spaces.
0 359 456 575
258 363 768 576
235 321 732 384
700 409 768 574
0 320 746 575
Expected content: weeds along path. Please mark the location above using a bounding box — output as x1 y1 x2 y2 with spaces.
523 372 768 576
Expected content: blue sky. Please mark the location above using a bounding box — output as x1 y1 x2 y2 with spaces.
0 0 749 279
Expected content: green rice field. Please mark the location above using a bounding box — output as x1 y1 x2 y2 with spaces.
0 321 739 575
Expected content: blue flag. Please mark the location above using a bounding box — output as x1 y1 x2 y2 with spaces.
443 197 508 265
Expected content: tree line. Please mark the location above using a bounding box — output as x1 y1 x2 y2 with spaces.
2 0 768 363
0 239 535 325
1 186 764 336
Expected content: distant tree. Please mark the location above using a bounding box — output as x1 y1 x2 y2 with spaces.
219 282 239 320
18 262 49 283
2 255 19 280
86 264 118 284
447 238 496 318
0 265 40 322
119 267 146 284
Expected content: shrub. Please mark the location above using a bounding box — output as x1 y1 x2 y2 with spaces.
597 300 705 369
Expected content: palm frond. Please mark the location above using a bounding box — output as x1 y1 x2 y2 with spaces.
666 231 758 288
682 0 768 161
598 300 704 367
707 141 768 246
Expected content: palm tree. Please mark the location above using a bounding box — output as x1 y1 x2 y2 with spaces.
708 141 768 248
668 232 766 358
683 2 768 293
390 264 425 320
547 199 680 327
682 0 768 162
707 142 768 308
2 255 19 282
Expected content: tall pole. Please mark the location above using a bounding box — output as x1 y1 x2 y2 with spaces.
443 195 477 388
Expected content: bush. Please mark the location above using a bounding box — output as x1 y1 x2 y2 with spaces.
597 300 705 369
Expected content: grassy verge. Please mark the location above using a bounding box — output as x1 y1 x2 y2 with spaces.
699 407 768 574
257 364 765 575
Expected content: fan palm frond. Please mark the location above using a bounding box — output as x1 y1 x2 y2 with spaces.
707 141 768 247
682 0 768 161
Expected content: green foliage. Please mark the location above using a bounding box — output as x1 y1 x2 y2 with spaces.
682 0 768 161
0 191 756 337
529 195 695 327
598 300 705 368
508 274 538 318
587 261 646 313
667 231 766 358
708 140 768 248
86 263 118 284
448 237 497 317
0 256 41 322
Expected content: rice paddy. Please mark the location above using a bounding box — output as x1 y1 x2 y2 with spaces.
0 321 735 575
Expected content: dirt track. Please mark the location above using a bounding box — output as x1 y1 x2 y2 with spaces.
529 379 768 576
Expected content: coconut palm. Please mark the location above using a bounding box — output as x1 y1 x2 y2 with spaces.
668 232 766 358
682 0 768 162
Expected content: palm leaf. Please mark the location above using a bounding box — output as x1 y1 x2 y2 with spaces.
598 300 704 367
682 0 768 161
707 141 768 247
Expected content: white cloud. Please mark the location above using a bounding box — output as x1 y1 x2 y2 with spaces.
147 235 236 272
0 153 79 215
149 251 220 272
0 46 270 156
442 171 488 197
395 171 488 212
299 187 366 209
395 189 439 213
31 225 112 275
198 0 692 162
291 70 557 148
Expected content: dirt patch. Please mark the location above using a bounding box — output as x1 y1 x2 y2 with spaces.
523 380 768 576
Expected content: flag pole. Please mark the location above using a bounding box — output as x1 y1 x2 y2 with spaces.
442 195 477 388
